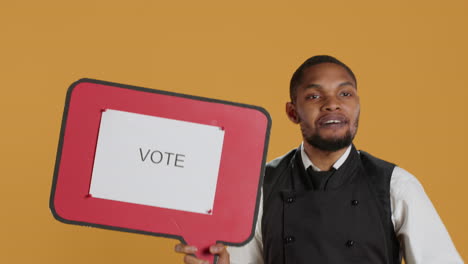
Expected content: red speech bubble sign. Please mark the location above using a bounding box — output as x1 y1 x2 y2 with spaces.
50 79 270 263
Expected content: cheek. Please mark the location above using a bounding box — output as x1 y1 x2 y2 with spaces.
352 107 360 118
298 113 317 128
349 102 360 118
351 108 360 128
296 109 312 126
297 105 319 121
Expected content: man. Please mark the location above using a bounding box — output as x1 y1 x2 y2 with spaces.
175 55 463 263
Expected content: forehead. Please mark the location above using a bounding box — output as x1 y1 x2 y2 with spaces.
300 63 356 88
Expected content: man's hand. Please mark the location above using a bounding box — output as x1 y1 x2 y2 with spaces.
174 243 230 264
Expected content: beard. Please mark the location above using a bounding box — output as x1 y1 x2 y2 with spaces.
305 129 354 152
302 117 359 152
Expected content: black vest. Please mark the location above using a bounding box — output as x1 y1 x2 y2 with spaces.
262 146 401 264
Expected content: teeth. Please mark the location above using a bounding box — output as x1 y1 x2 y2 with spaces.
325 120 341 124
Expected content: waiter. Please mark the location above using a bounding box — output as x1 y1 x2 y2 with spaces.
175 55 463 264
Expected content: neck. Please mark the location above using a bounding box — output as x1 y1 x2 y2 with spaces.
303 142 350 171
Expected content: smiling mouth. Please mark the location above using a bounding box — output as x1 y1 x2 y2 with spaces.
317 115 348 128
324 120 342 124
321 120 347 128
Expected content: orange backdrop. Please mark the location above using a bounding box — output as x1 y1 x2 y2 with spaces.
1 1 466 263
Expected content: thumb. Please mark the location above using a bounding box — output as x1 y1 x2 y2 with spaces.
210 243 230 264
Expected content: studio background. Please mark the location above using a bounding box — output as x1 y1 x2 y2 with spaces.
1 1 466 263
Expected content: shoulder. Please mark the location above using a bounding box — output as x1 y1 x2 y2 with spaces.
358 150 396 190
359 150 396 171
265 148 297 169
391 166 423 187
358 150 421 190
390 166 426 200
264 148 297 179
262 148 297 198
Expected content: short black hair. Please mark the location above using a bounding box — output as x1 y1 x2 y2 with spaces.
289 55 357 102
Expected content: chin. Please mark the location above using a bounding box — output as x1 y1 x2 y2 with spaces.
306 131 355 152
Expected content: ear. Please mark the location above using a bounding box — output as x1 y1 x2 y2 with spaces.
286 102 300 124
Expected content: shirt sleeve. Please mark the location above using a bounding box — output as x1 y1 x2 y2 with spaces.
228 193 264 264
390 166 464 264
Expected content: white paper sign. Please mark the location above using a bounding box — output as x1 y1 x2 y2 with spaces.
89 109 225 215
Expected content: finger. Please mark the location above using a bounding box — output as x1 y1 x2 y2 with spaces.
210 244 230 264
184 254 209 264
174 243 198 254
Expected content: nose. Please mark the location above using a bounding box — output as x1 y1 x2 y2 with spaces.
322 96 341 111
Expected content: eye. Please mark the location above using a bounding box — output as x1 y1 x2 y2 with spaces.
306 94 320 100
340 92 352 97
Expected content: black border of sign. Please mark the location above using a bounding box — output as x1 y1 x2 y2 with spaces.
49 78 272 260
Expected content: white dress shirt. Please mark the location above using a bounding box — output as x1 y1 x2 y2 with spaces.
229 145 463 264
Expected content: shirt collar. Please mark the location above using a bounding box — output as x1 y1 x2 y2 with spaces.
300 142 352 172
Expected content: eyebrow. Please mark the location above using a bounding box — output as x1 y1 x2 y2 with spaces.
339 81 355 88
304 81 355 90
304 83 322 89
